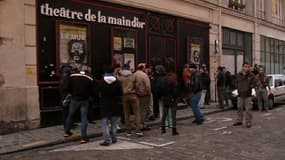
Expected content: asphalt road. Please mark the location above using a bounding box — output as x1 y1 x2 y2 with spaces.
1 105 285 160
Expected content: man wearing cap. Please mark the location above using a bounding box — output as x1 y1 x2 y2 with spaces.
188 64 205 124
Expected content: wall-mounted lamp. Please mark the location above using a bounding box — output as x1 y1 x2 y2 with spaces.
214 40 219 54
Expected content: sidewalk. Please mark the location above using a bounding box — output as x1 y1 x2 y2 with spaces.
0 102 231 155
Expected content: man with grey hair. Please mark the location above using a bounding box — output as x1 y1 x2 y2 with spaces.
134 63 152 130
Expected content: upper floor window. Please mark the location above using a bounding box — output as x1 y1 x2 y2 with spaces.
272 0 283 17
228 0 246 10
257 0 265 19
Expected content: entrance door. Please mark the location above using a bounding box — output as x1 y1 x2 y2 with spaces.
149 36 176 72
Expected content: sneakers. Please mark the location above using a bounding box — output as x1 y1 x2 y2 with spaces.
246 122 251 128
233 122 243 126
135 131 144 137
63 132 73 138
126 132 132 137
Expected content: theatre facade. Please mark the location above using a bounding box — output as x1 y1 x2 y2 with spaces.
36 0 210 125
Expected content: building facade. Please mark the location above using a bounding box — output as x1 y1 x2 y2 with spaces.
0 0 284 129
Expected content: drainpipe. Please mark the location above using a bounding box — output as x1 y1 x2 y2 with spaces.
253 0 258 65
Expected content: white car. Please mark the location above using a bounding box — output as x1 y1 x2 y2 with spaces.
231 74 285 109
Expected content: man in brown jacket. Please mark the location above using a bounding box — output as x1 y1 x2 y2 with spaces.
233 62 256 128
118 64 144 137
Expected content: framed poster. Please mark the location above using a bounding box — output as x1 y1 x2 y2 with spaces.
124 53 135 72
191 43 200 65
58 22 88 67
113 53 124 66
123 38 135 48
114 37 122 51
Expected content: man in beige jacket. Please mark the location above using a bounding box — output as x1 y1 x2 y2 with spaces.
118 65 144 137
134 63 152 130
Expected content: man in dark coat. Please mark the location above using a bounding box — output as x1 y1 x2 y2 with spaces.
64 66 94 144
199 64 211 109
216 66 226 109
160 72 179 136
97 66 123 146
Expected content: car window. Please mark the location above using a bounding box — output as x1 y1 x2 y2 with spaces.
274 78 282 87
280 76 285 86
268 76 273 87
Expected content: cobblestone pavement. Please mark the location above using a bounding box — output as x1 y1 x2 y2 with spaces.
1 104 284 160
0 103 223 155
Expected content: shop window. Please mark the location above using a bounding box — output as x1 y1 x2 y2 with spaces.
261 36 285 74
237 33 243 47
112 27 137 72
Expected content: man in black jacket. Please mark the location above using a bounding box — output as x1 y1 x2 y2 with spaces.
199 64 211 109
64 66 94 144
216 66 226 109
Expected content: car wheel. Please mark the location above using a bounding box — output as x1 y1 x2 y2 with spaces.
268 98 274 109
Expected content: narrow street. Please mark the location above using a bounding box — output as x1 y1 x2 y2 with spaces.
2 105 285 160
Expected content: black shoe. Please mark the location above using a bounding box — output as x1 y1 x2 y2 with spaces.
112 140 117 144
192 119 204 125
192 120 198 124
246 122 251 128
142 126 151 131
71 124 78 129
233 122 243 126
100 141 111 146
172 128 179 136
148 115 156 121
89 121 96 124
196 122 203 125
161 126 166 134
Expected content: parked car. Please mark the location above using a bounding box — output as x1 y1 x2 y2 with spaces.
230 74 285 109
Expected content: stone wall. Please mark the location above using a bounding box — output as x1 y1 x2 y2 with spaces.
0 0 39 132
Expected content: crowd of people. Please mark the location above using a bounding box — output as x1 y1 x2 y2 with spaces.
59 60 271 146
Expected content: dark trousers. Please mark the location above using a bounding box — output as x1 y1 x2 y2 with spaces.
153 94 160 118
217 86 225 107
205 86 210 104
161 97 177 128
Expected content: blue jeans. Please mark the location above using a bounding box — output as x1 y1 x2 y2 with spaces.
64 99 89 138
101 117 118 143
189 91 204 122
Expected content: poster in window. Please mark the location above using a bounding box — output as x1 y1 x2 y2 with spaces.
191 44 200 65
124 53 135 72
59 24 88 66
114 37 122 51
113 53 124 66
123 38 135 48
